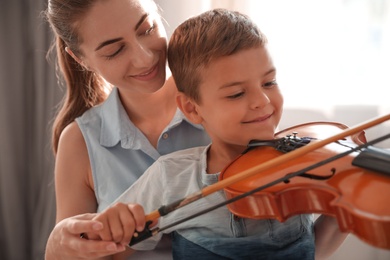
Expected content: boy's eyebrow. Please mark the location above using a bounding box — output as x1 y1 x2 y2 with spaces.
219 68 277 89
94 13 149 51
264 67 276 76
219 81 245 89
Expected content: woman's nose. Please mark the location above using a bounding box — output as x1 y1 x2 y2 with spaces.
131 42 154 68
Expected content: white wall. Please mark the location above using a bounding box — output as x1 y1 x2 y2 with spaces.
154 0 211 39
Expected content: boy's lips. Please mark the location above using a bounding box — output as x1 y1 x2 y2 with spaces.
243 114 272 124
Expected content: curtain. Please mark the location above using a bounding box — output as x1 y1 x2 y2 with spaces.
0 1 60 259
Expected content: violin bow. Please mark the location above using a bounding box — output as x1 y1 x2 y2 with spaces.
130 113 390 246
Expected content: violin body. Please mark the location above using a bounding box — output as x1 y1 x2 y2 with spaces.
220 122 390 249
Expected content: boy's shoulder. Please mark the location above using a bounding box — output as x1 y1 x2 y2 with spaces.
158 145 209 162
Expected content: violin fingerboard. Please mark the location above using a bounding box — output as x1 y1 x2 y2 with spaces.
352 146 390 176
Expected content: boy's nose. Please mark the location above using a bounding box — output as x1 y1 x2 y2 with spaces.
250 89 270 109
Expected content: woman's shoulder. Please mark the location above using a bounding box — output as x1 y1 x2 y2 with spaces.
58 121 87 154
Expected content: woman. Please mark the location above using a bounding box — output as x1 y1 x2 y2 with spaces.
44 0 209 259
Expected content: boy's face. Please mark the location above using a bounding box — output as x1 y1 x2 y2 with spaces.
194 46 283 150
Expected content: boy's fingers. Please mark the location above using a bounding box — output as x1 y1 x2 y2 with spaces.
96 217 113 241
119 208 137 245
128 204 146 232
107 213 127 243
93 203 135 243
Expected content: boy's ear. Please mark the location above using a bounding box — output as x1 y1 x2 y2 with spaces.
176 92 203 124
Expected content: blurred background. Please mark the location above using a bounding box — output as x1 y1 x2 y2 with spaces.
1 0 389 259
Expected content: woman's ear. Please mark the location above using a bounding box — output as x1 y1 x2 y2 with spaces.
176 92 203 124
65 47 82 63
65 47 90 70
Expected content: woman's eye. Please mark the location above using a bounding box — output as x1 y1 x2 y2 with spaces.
105 45 124 60
262 80 278 88
144 24 156 36
227 92 245 99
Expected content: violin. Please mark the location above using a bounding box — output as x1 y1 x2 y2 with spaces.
130 114 390 249
220 121 390 249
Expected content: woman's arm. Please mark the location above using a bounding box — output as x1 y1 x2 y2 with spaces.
314 215 349 260
54 122 96 221
45 122 125 259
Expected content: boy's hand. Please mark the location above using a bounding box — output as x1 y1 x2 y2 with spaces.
89 203 147 246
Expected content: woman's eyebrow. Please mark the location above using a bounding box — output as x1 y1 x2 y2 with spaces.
94 14 149 51
95 38 123 51
135 13 149 30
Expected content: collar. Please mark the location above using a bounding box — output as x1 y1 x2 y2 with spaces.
200 144 220 186
99 87 203 148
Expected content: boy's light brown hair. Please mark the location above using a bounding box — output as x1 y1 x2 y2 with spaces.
168 8 267 103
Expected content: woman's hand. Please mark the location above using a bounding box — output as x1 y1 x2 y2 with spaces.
45 213 126 260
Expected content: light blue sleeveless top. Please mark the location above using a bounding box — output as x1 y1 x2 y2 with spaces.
76 87 210 212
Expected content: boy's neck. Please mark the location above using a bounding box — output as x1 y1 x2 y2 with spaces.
206 144 245 174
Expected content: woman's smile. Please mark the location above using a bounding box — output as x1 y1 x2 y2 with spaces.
130 63 159 81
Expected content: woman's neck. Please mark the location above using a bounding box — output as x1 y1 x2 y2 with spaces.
119 77 178 148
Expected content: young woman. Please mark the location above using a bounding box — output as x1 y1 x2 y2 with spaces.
44 0 209 259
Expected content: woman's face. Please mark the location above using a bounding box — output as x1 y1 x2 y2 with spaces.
75 0 167 94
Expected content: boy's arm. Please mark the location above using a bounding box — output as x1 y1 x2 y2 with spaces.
314 215 349 260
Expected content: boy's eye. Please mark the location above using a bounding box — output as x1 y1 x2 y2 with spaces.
227 91 245 99
262 80 278 88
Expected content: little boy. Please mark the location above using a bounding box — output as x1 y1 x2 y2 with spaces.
90 8 347 259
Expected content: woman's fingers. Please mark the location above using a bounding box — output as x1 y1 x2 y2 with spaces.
66 213 103 235
50 214 125 259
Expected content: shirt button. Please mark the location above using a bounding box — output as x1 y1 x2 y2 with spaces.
162 133 169 139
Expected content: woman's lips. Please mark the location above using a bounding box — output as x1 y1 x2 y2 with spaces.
131 64 159 81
